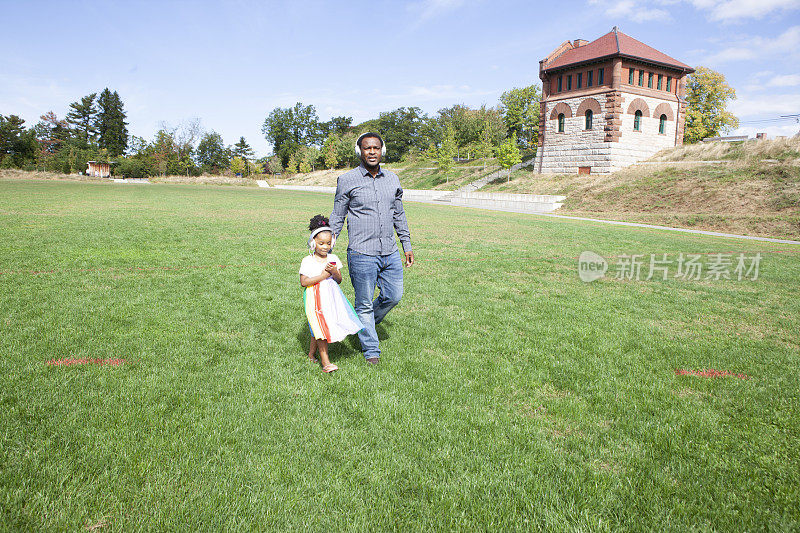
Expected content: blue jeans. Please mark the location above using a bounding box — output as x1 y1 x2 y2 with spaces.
347 249 404 360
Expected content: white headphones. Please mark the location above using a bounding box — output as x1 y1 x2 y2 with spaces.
308 227 336 254
354 132 387 157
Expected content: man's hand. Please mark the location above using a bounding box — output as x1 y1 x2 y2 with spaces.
404 250 414 267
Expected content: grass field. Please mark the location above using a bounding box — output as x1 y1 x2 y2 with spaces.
1 179 799 530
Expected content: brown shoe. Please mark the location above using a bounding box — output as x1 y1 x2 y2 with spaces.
365 357 380 365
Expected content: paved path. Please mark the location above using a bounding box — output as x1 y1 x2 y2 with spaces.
267 185 800 245
538 213 800 245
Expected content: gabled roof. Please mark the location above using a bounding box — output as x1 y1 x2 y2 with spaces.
542 27 693 73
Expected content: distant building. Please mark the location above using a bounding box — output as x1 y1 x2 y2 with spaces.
535 27 695 174
86 161 111 178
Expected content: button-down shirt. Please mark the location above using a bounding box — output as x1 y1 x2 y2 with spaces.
329 164 412 256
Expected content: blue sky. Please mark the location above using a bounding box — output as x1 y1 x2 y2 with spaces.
1 0 798 156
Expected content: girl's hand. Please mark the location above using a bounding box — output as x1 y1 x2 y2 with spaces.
324 263 338 274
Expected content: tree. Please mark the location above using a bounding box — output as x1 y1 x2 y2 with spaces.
232 136 254 159
437 124 457 177
0 115 32 167
319 116 353 138
230 156 246 176
96 89 128 156
322 133 338 169
499 85 541 149
375 107 430 162
171 118 202 161
684 66 739 144
196 131 229 173
267 156 283 174
297 145 320 172
66 93 98 148
150 129 181 176
34 112 70 170
475 119 496 170
285 154 298 173
335 132 359 168
261 102 320 166
497 132 521 182
232 136 256 176
437 105 478 158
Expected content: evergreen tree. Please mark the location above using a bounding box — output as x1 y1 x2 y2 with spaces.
232 137 256 176
66 93 98 148
97 89 129 156
232 136 254 159
0 115 27 166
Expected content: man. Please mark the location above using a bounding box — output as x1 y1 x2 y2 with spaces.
329 132 414 365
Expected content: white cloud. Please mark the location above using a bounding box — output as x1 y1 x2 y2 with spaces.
588 0 799 22
694 25 800 64
688 0 800 21
767 74 800 86
407 0 468 25
730 92 800 116
702 46 756 63
734 123 800 138
589 0 672 21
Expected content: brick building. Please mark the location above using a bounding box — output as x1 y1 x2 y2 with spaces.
534 27 694 174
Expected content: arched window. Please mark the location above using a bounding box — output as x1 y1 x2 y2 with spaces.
634 110 642 131
558 113 565 133
585 110 593 130
659 114 667 134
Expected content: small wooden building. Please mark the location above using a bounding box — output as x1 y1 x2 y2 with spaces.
86 161 111 178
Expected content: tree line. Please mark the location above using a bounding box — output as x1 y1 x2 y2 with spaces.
262 85 540 174
0 67 737 178
1 88 128 173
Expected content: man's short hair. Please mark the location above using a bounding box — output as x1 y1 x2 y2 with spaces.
358 132 384 149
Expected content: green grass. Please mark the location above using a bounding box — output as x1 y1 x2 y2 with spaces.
1 179 799 530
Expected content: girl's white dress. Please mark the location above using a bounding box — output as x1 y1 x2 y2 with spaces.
299 253 363 343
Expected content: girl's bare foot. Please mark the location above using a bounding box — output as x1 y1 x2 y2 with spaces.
308 338 318 362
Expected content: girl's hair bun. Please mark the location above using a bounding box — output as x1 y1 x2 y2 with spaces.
308 214 330 231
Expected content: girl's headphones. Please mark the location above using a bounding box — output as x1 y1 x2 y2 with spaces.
308 227 336 254
354 132 387 157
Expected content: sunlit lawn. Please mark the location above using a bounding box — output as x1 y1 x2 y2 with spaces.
1 179 798 530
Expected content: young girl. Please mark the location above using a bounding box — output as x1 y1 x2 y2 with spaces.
299 215 363 373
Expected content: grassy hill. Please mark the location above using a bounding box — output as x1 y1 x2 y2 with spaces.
268 160 502 190
482 137 800 240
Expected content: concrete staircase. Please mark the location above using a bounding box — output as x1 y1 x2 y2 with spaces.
429 157 565 213
454 156 538 193
431 190 565 213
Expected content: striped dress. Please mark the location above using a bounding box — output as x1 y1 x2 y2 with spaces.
300 254 363 343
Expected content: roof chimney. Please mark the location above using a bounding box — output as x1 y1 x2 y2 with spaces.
573 39 589 47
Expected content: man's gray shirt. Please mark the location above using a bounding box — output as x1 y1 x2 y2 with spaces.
330 164 412 256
